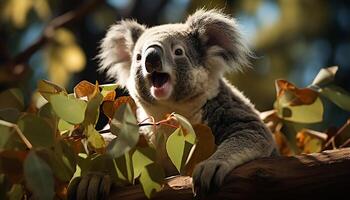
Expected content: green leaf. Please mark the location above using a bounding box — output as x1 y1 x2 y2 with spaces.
276 97 324 123
38 104 58 134
58 119 74 133
24 151 54 200
38 80 67 101
83 93 103 126
56 140 76 176
86 125 106 150
108 104 139 158
311 66 338 87
18 114 55 148
320 85 350 111
0 88 24 111
139 163 165 199
0 108 20 123
166 128 185 172
7 184 24 200
114 152 134 183
36 148 74 182
100 83 118 97
173 114 196 144
49 93 87 124
132 147 155 178
0 120 22 149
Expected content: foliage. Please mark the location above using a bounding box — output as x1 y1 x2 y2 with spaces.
0 66 349 199
0 79 215 199
262 66 350 155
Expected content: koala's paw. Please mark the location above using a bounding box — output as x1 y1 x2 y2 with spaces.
67 172 111 200
192 159 232 197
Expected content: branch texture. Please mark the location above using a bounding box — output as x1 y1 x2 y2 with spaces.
109 148 350 199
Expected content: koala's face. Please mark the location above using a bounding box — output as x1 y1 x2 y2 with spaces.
99 9 250 104
131 24 204 102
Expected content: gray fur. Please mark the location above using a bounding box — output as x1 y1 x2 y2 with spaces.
98 9 278 196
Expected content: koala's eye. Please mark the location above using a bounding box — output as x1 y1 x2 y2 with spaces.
174 48 183 56
136 54 142 61
174 46 184 56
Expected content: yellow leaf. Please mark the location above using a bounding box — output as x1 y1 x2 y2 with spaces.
60 45 86 72
53 28 76 45
2 0 33 28
32 0 51 21
47 60 71 87
296 129 327 153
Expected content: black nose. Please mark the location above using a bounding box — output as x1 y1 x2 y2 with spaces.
144 46 162 73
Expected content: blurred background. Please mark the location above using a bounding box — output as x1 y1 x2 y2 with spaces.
0 0 349 128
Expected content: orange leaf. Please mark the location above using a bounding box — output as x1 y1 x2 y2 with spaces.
103 91 116 101
296 129 327 154
102 96 137 119
74 80 97 99
275 79 318 106
183 124 216 176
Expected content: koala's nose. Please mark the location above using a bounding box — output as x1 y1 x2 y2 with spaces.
144 46 162 73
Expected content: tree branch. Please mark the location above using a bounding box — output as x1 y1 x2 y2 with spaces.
1 0 105 84
109 148 350 199
14 0 105 65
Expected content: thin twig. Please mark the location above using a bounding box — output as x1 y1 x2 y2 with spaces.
0 120 32 149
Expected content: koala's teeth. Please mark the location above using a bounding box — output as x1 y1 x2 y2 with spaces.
150 72 170 88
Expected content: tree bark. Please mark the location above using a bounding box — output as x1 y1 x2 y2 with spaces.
109 148 350 199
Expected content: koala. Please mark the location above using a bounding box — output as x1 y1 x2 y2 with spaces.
76 9 278 199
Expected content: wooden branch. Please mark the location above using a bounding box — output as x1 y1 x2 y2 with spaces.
109 148 350 199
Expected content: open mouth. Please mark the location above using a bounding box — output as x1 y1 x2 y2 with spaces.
148 72 172 99
150 72 170 88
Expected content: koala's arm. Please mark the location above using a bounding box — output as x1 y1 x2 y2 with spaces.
193 80 277 195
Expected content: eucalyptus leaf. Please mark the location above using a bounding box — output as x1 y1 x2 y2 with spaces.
58 119 74 133
86 125 106 150
18 114 55 148
132 147 155 178
173 114 196 144
0 120 23 150
38 103 58 132
83 93 103 126
100 83 118 97
24 151 54 200
74 80 96 99
0 108 20 123
49 94 87 124
311 66 338 87
114 152 134 183
166 128 185 172
38 80 67 101
139 163 165 199
320 85 350 111
108 104 139 158
36 148 74 182
0 88 24 111
276 97 324 123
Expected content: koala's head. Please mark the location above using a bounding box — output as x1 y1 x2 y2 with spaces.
98 9 250 104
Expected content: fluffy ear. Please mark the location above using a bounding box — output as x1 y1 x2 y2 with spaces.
186 9 251 72
98 20 146 86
